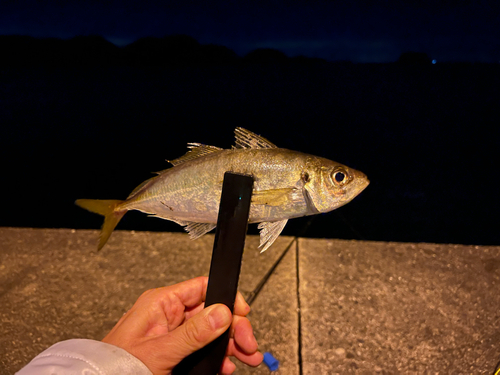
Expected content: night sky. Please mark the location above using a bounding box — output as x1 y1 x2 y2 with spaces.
1 0 499 62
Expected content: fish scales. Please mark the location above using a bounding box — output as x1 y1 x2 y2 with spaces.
75 128 369 252
124 148 311 223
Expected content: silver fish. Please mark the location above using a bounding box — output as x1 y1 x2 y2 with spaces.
76 128 369 252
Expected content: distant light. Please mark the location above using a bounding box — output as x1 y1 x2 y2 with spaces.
432 59 437 64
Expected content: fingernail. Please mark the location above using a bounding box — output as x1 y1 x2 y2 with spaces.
208 304 231 330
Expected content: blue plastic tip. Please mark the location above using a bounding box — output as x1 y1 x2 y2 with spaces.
263 352 279 371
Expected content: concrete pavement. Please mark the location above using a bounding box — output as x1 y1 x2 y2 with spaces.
1 228 499 374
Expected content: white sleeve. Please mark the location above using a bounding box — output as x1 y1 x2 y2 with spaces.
16 339 152 375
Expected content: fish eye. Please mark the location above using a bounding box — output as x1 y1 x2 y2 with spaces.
332 168 349 186
334 171 346 183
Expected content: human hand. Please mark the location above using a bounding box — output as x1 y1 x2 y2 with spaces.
102 276 263 374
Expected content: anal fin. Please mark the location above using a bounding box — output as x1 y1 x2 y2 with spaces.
183 222 217 240
148 215 216 240
257 219 288 253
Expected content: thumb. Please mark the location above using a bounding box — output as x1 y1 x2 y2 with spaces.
165 304 232 364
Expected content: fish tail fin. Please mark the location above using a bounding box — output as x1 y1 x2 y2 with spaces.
75 199 126 250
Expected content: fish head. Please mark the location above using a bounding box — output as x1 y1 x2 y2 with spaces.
304 157 369 213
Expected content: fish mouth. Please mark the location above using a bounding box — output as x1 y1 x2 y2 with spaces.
359 176 370 192
350 171 370 197
352 168 369 182
335 174 369 206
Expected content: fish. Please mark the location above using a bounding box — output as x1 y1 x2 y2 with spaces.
76 127 369 252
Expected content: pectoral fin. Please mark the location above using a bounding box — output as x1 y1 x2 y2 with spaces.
252 188 295 206
257 219 288 253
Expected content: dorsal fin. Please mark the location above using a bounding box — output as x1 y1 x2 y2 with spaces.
234 127 278 149
168 143 223 166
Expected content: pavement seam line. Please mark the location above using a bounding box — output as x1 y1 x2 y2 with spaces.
296 238 303 375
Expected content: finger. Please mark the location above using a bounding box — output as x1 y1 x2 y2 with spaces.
139 276 208 311
220 357 236 375
229 315 258 354
185 290 249 322
233 291 251 317
163 276 209 308
141 277 209 332
183 302 206 321
121 289 178 337
226 340 264 367
103 299 162 340
158 304 232 366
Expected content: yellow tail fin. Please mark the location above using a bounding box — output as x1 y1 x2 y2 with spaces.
75 199 126 250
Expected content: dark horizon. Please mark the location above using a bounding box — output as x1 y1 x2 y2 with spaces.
0 33 494 67
1 1 499 63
